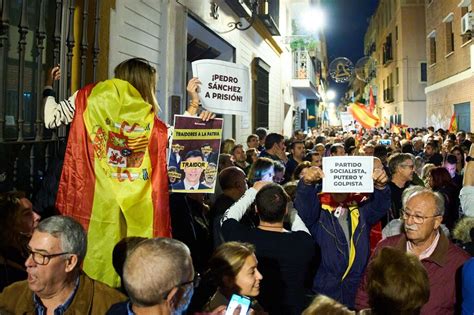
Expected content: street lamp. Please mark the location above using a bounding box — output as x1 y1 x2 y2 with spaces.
326 90 336 101
301 8 325 33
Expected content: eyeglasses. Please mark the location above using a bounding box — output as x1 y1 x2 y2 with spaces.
26 248 70 265
399 164 415 169
178 272 201 289
161 272 201 299
400 209 441 225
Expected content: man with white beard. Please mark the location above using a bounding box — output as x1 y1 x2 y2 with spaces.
356 186 470 314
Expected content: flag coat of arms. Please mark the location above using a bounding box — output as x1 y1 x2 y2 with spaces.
56 79 171 287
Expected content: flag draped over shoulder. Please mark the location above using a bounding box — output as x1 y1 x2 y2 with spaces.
56 79 170 287
448 112 458 133
348 102 380 129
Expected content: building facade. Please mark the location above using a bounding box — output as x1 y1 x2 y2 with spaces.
425 0 473 132
365 0 427 128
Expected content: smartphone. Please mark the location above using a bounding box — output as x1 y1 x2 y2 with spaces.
225 294 251 315
380 139 392 146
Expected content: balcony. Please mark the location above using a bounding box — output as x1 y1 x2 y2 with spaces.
291 50 320 98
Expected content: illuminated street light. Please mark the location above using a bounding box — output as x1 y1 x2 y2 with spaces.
301 8 325 33
326 90 336 101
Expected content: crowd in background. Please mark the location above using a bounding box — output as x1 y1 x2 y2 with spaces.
1 122 474 315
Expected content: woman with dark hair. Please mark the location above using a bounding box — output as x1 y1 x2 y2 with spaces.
427 167 460 231
450 145 465 174
0 192 41 291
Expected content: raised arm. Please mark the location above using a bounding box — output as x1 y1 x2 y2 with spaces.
287 202 310 234
364 157 391 226
460 144 474 215
294 167 324 233
43 66 77 129
185 77 215 121
221 181 271 224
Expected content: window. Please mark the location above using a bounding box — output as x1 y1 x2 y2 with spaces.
396 67 399 85
383 33 393 64
428 31 437 64
395 25 398 41
252 58 270 129
420 62 427 82
443 13 454 54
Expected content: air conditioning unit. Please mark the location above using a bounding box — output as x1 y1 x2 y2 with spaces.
461 13 474 34
224 0 253 18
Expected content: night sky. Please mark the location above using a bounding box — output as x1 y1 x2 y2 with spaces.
322 0 379 102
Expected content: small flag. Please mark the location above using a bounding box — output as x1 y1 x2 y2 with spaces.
448 112 458 133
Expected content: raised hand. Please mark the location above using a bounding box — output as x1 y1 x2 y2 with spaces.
46 65 61 86
302 166 324 185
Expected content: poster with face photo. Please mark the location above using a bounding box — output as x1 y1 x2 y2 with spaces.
168 115 223 193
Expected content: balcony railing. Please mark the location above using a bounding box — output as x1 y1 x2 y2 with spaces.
292 50 317 87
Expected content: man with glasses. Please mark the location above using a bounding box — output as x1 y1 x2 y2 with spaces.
0 215 125 314
107 238 199 314
356 186 470 314
385 153 417 227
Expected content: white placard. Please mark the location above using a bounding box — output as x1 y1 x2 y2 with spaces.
322 156 374 193
340 112 355 132
192 59 250 116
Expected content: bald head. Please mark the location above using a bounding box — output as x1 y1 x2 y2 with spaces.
219 166 246 190
123 238 193 307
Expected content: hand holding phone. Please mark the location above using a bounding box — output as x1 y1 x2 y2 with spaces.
225 294 251 315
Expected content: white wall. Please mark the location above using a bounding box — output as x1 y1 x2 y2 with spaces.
109 0 168 119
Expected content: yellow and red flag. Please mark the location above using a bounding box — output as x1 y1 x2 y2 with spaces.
56 79 170 287
448 112 458 133
348 102 380 129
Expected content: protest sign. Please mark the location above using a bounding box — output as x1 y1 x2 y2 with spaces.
168 115 223 193
340 112 356 132
191 59 250 115
322 156 374 193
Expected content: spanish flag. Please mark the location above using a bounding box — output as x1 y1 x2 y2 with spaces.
448 112 458 133
348 102 380 129
56 79 171 287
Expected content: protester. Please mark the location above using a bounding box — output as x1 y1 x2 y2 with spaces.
107 238 198 315
0 192 41 291
221 182 316 315
204 242 265 313
43 59 214 287
356 186 470 314
0 216 125 313
247 157 275 185
294 158 390 308
361 247 429 315
259 133 287 164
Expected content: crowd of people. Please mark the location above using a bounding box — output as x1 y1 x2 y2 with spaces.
0 58 473 315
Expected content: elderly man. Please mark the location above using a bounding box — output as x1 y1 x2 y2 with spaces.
107 238 198 315
0 215 125 314
294 158 390 308
356 186 470 314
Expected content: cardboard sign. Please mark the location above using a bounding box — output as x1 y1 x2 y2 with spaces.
322 156 374 193
191 59 250 116
168 115 223 193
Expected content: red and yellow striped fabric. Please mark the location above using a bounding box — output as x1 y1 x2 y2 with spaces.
56 79 170 287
